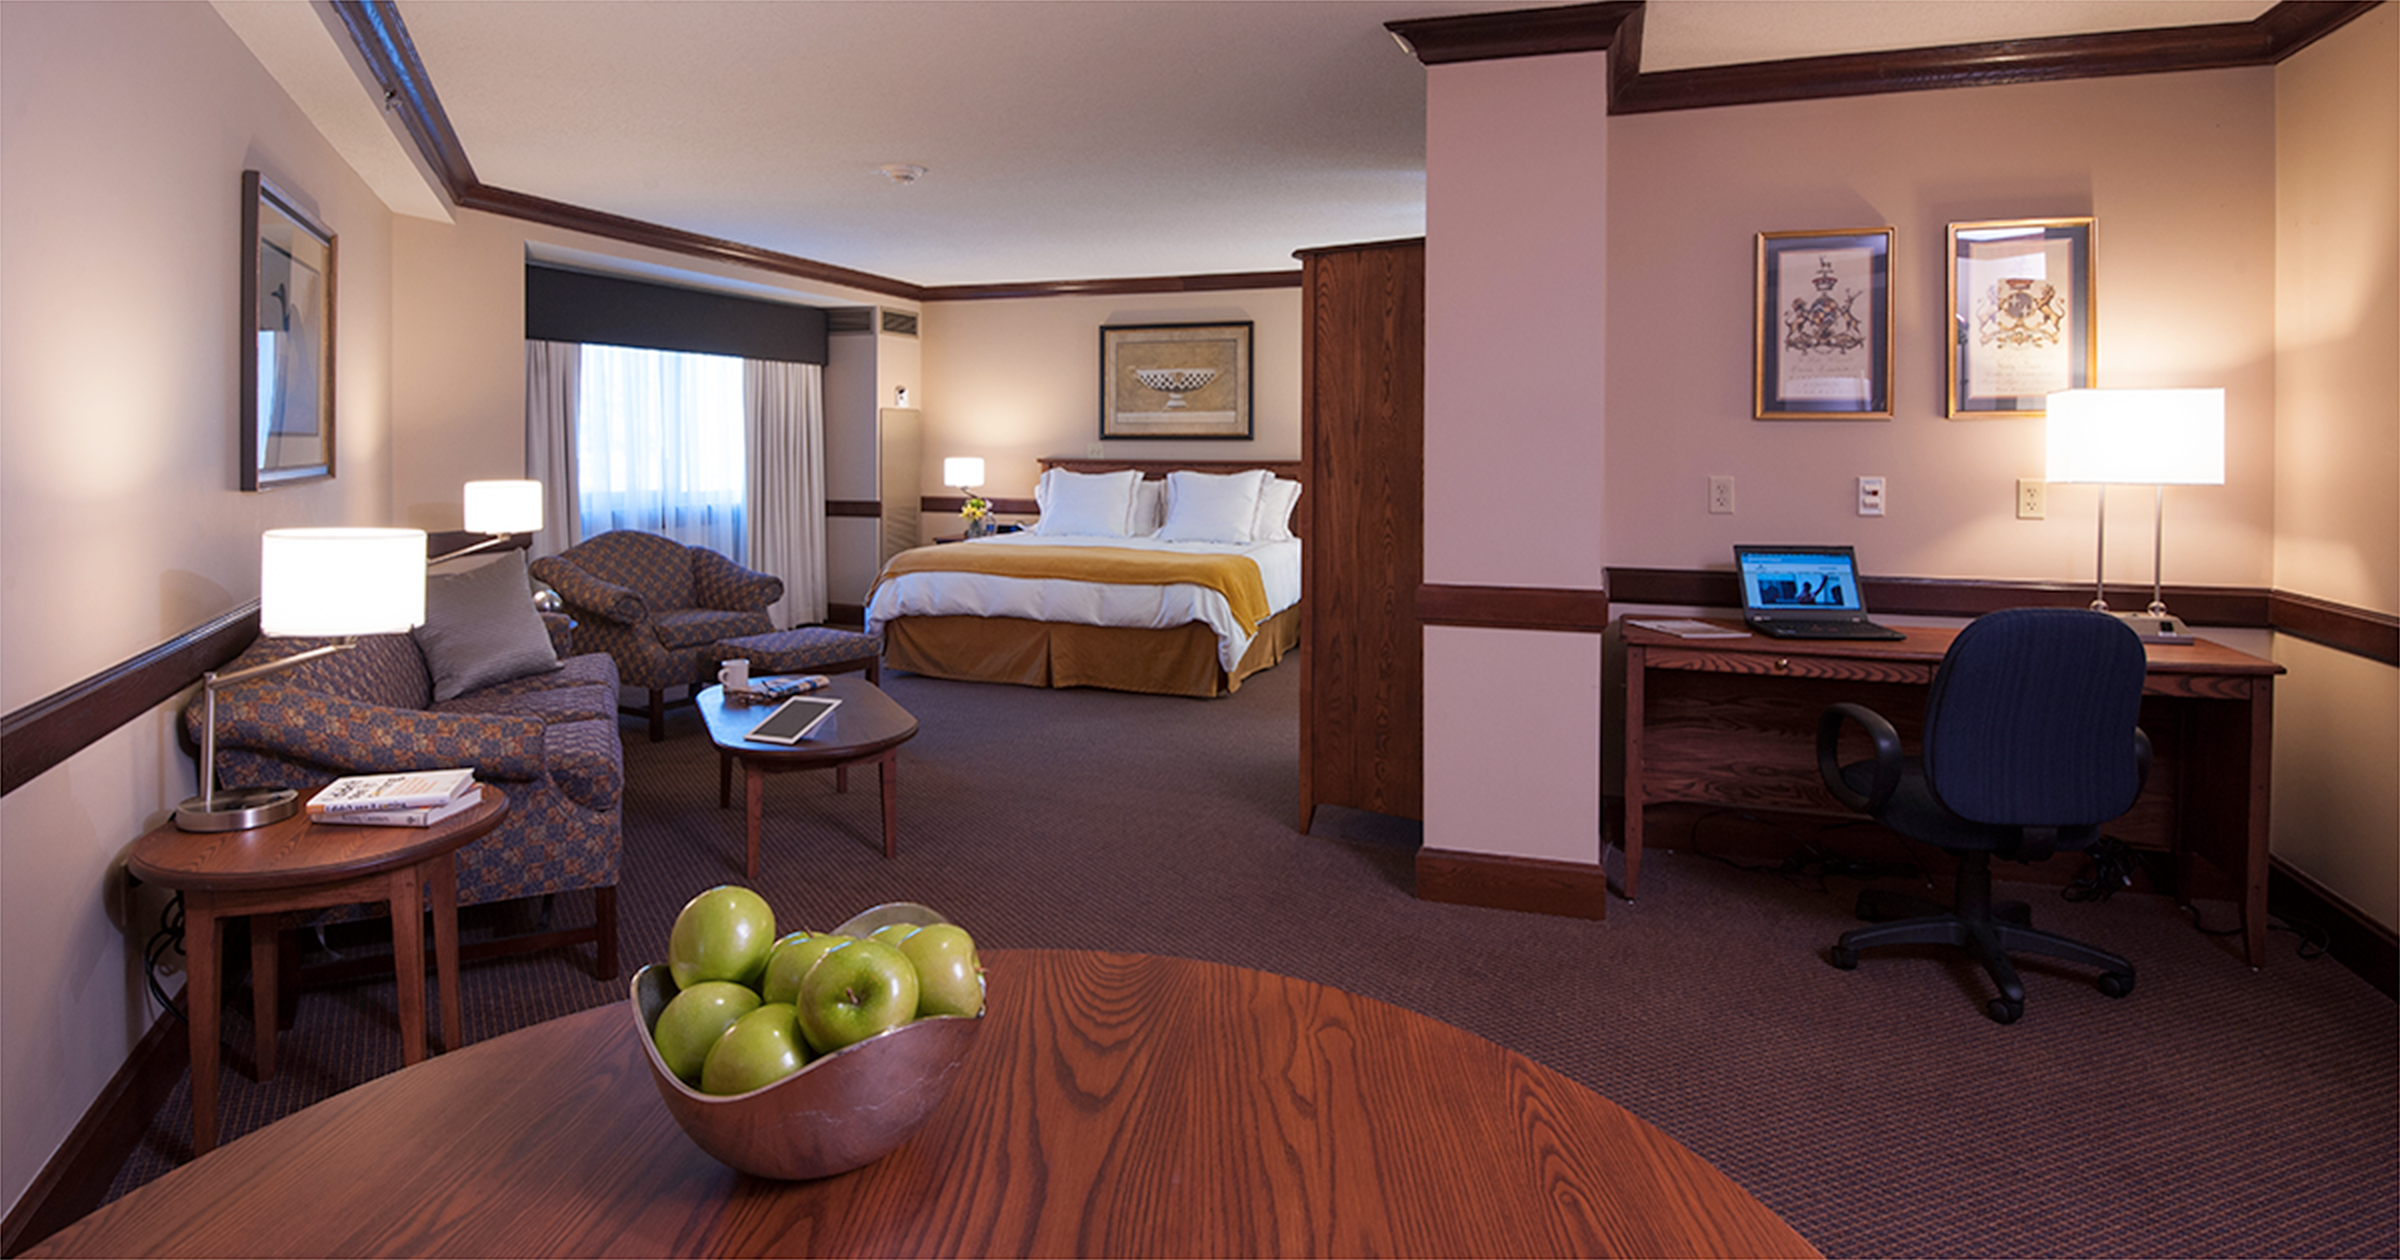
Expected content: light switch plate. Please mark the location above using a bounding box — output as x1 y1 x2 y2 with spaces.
1857 476 1886 516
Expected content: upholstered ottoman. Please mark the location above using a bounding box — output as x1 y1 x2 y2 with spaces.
714 627 882 686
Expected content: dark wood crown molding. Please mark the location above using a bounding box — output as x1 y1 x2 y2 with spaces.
1388 2 1637 65
919 271 1301 303
1389 1 2382 114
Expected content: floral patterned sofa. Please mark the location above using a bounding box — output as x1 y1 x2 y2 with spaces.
530 530 784 741
183 620 623 977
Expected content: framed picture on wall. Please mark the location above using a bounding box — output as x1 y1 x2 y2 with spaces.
1099 322 1253 440
241 170 337 489
1947 217 2095 418
1754 227 1894 419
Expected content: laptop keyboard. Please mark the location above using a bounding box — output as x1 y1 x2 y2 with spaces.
1758 619 1905 640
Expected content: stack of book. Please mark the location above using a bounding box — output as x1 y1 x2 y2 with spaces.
306 768 480 827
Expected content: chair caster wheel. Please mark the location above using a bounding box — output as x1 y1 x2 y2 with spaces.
2097 972 2135 998
1828 945 1859 971
1986 998 2024 1025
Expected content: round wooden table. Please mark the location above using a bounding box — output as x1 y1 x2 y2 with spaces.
29 949 1816 1258
123 786 507 1156
699 677 919 877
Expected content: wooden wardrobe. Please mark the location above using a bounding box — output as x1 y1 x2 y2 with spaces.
1297 239 1425 832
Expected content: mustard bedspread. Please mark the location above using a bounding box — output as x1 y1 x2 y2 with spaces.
878 544 1274 636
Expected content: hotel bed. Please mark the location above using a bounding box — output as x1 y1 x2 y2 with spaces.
866 459 1303 698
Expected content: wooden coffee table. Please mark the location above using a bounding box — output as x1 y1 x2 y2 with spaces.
699 677 919 878
25 950 1817 1258
123 786 508 1156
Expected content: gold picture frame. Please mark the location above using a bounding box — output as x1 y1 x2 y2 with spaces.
1947 217 2095 418
1754 227 1894 420
1099 322 1253 440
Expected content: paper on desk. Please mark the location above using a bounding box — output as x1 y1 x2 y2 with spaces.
1626 618 1751 639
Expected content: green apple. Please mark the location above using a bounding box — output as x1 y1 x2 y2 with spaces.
651 980 762 1085
897 923 984 1018
758 931 852 1006
699 1002 808 1095
795 938 920 1055
867 923 919 948
668 885 776 990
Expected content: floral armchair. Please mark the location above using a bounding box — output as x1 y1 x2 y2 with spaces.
530 531 784 741
185 626 623 977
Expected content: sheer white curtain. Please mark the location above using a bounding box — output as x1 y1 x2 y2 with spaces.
523 340 582 559
745 360 828 627
574 344 747 560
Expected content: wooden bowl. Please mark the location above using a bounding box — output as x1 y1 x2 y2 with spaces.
629 903 984 1179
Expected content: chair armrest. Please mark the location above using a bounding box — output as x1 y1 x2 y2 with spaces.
529 557 647 625
1817 702 1903 814
208 683 547 780
690 547 784 612
540 611 575 657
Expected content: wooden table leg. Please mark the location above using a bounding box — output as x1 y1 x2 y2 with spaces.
388 871 428 1067
1621 641 1647 902
745 761 765 880
718 749 731 810
878 750 898 859
184 893 222 1157
250 917 277 1081
429 853 462 1054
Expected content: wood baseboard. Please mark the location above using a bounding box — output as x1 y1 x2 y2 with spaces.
0 1008 185 1257
2269 859 2398 998
1415 847 1609 920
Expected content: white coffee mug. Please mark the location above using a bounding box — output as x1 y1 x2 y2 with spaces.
718 658 750 690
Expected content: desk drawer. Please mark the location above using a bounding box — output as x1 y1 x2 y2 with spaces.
1644 646 1935 686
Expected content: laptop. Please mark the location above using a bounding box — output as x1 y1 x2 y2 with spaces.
1733 545 1905 640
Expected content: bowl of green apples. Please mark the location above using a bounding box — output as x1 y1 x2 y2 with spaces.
631 890 987 1180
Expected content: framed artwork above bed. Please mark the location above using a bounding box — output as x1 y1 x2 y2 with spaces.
1100 322 1253 440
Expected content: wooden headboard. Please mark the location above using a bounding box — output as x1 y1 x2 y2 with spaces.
1036 457 1306 538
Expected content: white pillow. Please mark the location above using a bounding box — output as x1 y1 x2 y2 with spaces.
1034 468 1143 537
1130 478 1168 536
1251 477 1302 542
1155 469 1270 544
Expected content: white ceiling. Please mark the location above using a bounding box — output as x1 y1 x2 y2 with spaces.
217 0 2275 292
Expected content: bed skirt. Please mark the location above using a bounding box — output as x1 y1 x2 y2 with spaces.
880 605 1302 698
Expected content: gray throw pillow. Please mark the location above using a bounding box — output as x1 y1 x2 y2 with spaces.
414 551 563 702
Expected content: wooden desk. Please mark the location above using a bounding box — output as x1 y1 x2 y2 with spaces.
700 677 918 877
124 787 507 1155
1617 620 2282 966
29 950 1817 1258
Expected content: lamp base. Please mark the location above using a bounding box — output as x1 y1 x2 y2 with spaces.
174 787 300 833
2112 612 2197 644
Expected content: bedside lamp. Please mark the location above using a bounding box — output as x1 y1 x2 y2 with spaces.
431 479 544 564
945 457 992 538
2045 388 2225 642
176 527 428 831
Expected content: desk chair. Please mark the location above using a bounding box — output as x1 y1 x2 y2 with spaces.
1816 607 2150 1024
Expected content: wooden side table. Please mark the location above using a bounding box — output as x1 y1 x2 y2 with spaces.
126 786 507 1155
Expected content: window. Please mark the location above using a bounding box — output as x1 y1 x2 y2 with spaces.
575 344 747 560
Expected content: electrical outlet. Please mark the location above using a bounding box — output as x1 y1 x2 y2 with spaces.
1086 442 1104 457
1857 475 1886 517
2017 478 2047 520
1708 475 1735 515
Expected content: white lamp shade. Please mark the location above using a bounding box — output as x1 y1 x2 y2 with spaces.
2045 388 2226 486
259 528 427 636
463 479 544 534
944 457 985 489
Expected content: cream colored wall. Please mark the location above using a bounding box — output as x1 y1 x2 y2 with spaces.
2271 6 2398 931
1422 51 1613 865
0 2 395 1219
915 288 1302 541
1603 70 2278 587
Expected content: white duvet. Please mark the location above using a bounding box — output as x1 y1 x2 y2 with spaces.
864 533 1303 673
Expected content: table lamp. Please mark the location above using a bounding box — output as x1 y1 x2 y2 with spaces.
945 457 991 537
175 527 429 831
431 479 544 564
2044 387 2225 643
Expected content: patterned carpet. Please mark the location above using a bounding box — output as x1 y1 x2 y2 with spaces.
106 655 2399 1257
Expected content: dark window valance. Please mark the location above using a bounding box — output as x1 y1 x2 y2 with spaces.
525 265 828 364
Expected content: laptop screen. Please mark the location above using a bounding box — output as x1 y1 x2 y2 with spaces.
1735 546 1867 615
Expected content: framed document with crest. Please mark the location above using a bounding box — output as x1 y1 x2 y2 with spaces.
1754 227 1893 419
1947 217 2095 418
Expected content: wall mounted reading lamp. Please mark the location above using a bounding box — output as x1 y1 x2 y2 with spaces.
2044 387 2226 644
430 479 544 564
175 527 427 832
